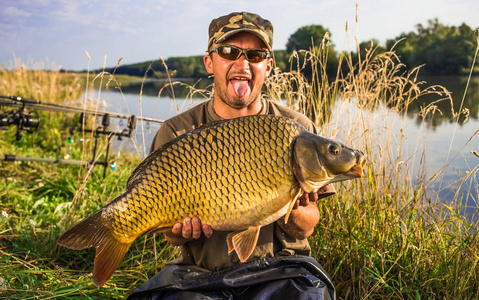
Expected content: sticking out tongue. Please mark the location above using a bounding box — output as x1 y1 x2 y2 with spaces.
231 79 249 98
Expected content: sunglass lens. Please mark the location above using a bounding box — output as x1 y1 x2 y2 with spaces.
217 46 241 60
214 46 268 62
246 50 266 63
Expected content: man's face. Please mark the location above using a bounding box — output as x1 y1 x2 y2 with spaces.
204 32 273 110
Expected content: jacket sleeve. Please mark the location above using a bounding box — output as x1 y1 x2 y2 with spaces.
149 121 178 154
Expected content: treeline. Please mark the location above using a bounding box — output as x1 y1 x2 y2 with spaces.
386 19 477 75
96 56 210 78
91 19 477 78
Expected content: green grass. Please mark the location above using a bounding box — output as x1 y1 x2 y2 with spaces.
268 38 479 299
1 40 479 299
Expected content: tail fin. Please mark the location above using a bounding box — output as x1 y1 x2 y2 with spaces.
57 210 131 287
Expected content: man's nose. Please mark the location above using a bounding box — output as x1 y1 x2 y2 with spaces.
234 54 250 68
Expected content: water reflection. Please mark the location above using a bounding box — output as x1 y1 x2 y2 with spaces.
408 76 479 128
118 76 479 129
97 76 477 218
119 78 214 98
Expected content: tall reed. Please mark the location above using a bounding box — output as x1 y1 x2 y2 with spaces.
0 59 160 298
265 34 479 299
1 38 478 299
0 57 83 103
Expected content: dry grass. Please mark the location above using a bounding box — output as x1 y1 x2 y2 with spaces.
265 35 479 299
1 37 478 299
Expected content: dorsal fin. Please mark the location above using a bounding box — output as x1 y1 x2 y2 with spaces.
195 119 227 129
126 119 230 189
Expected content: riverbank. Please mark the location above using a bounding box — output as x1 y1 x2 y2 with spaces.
1 51 478 299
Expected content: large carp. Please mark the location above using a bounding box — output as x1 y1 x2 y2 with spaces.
58 115 366 287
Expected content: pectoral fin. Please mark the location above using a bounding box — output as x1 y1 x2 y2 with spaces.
226 226 261 262
284 188 303 224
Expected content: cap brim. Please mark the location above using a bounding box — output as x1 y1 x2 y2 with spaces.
211 28 272 51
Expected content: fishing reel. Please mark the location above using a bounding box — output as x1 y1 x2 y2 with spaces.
69 112 137 140
66 112 137 178
0 109 40 140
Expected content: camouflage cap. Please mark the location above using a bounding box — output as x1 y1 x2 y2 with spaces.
207 12 273 51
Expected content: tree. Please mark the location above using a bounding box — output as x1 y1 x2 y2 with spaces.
386 19 476 75
286 25 330 53
284 25 339 78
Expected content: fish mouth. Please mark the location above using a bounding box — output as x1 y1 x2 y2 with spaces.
349 154 366 178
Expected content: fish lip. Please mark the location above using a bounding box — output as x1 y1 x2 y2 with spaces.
350 155 367 178
349 165 364 178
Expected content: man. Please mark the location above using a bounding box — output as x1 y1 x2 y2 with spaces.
129 12 335 300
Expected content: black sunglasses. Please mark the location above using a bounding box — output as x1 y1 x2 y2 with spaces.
208 45 270 63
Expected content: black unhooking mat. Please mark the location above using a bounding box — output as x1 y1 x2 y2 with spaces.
128 255 335 300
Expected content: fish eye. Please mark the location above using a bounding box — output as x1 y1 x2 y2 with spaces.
329 144 340 155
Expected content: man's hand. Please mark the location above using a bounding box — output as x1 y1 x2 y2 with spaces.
279 184 336 240
164 217 213 246
293 184 336 209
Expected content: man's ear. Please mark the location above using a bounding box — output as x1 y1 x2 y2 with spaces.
204 54 214 74
265 58 273 77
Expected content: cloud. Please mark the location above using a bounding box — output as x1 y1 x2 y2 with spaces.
2 6 31 18
2 0 478 70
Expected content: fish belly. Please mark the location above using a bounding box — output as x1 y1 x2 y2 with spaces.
108 116 303 239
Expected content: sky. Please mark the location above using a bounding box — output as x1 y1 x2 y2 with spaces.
1 0 478 71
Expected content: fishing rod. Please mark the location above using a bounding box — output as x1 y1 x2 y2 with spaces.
0 94 164 178
1 154 89 165
1 112 130 178
0 95 164 141
0 95 165 123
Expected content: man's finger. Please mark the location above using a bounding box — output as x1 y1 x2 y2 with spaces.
293 198 300 209
191 217 202 239
182 217 192 238
298 193 310 206
172 223 183 235
203 224 213 238
317 184 336 200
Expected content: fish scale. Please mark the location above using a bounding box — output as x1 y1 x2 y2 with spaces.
57 114 366 287
119 116 295 232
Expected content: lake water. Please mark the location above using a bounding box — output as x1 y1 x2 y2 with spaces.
88 76 478 217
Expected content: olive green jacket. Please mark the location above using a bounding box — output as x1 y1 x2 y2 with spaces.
150 99 318 272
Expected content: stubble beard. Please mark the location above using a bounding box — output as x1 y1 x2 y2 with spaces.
214 78 262 110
